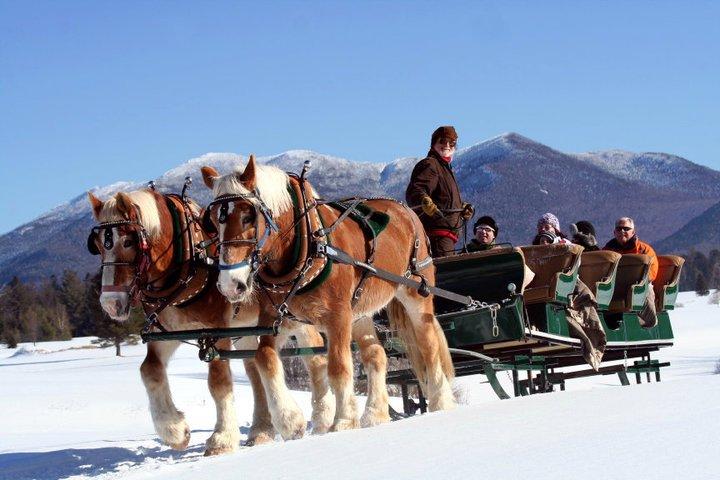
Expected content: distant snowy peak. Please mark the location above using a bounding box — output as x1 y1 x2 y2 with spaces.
573 149 711 189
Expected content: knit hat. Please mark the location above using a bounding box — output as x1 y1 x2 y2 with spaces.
534 231 558 245
537 213 560 232
473 215 499 235
431 126 458 146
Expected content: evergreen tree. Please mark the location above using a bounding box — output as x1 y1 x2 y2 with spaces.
60 270 91 336
1 277 32 346
695 272 710 296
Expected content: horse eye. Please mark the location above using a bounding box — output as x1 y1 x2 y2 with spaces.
242 216 255 225
123 239 134 248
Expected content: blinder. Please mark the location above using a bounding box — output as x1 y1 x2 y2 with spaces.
201 208 217 235
87 230 100 255
207 192 279 272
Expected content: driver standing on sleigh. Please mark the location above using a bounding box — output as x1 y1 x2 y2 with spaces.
406 125 474 256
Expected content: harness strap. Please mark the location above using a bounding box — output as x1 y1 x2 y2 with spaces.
318 243 475 307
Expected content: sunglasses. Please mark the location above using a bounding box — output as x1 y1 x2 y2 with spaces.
615 226 633 232
436 138 457 147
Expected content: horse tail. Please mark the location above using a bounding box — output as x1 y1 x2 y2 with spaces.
386 299 455 387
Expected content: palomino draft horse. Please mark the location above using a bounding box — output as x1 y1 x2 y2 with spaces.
201 156 456 431
86 188 333 454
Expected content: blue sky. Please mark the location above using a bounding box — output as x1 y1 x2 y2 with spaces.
1 1 719 234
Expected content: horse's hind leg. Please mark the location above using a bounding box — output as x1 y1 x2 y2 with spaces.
394 291 456 411
204 338 240 456
292 325 335 434
255 333 306 440
140 341 191 450
353 316 390 427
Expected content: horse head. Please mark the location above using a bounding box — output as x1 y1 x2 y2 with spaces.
87 190 157 321
201 155 289 304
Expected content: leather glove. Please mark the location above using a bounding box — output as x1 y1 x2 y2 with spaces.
421 195 439 217
461 203 475 221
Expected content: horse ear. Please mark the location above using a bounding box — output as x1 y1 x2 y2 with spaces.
115 192 137 220
87 192 104 220
201 166 219 189
238 154 257 191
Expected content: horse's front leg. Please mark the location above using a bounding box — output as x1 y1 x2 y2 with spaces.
353 317 390 427
293 324 335 434
255 333 306 440
327 310 360 431
140 341 190 450
204 338 240 456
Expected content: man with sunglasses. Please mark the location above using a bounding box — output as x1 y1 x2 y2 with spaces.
603 217 658 326
406 126 474 256
603 217 658 282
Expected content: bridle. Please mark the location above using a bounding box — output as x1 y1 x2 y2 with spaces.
87 219 152 304
203 191 279 274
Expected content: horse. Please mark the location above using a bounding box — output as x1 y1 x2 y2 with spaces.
86 188 334 454
201 155 456 431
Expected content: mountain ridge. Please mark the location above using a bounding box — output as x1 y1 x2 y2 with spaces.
2 132 719 283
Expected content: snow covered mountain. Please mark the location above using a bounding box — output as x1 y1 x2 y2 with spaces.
2 133 719 283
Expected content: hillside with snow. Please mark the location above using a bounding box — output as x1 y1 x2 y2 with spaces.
1 133 720 283
1 291 718 480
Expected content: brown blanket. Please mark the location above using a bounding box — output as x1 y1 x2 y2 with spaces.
566 279 607 371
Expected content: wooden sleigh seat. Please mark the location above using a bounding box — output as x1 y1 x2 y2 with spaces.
608 254 651 313
520 244 584 305
654 255 685 312
578 250 622 310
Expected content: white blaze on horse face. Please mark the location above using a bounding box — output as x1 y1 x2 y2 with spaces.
99 230 131 321
217 204 254 304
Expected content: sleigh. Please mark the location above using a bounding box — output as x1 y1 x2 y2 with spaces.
381 244 684 414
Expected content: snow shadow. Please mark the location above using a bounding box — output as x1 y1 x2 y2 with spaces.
0 444 204 480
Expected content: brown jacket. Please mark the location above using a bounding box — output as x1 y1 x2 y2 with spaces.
405 150 463 233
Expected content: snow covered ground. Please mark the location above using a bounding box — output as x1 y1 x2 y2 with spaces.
1 291 718 480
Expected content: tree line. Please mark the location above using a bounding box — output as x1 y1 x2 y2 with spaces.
681 249 720 296
0 270 144 354
2 248 718 350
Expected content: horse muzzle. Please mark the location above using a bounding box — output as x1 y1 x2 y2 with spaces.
100 291 132 321
216 275 254 304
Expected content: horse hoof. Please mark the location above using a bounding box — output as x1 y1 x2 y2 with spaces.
360 410 391 428
329 418 359 432
204 445 235 456
166 425 191 450
275 409 306 441
246 430 275 446
311 422 331 435
204 431 239 455
429 395 457 412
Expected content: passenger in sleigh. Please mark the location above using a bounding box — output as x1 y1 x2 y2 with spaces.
528 215 606 370
570 220 600 251
532 230 557 245
467 216 500 252
535 213 573 245
603 217 659 327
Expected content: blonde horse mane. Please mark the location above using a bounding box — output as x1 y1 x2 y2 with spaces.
98 190 162 239
212 163 302 216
